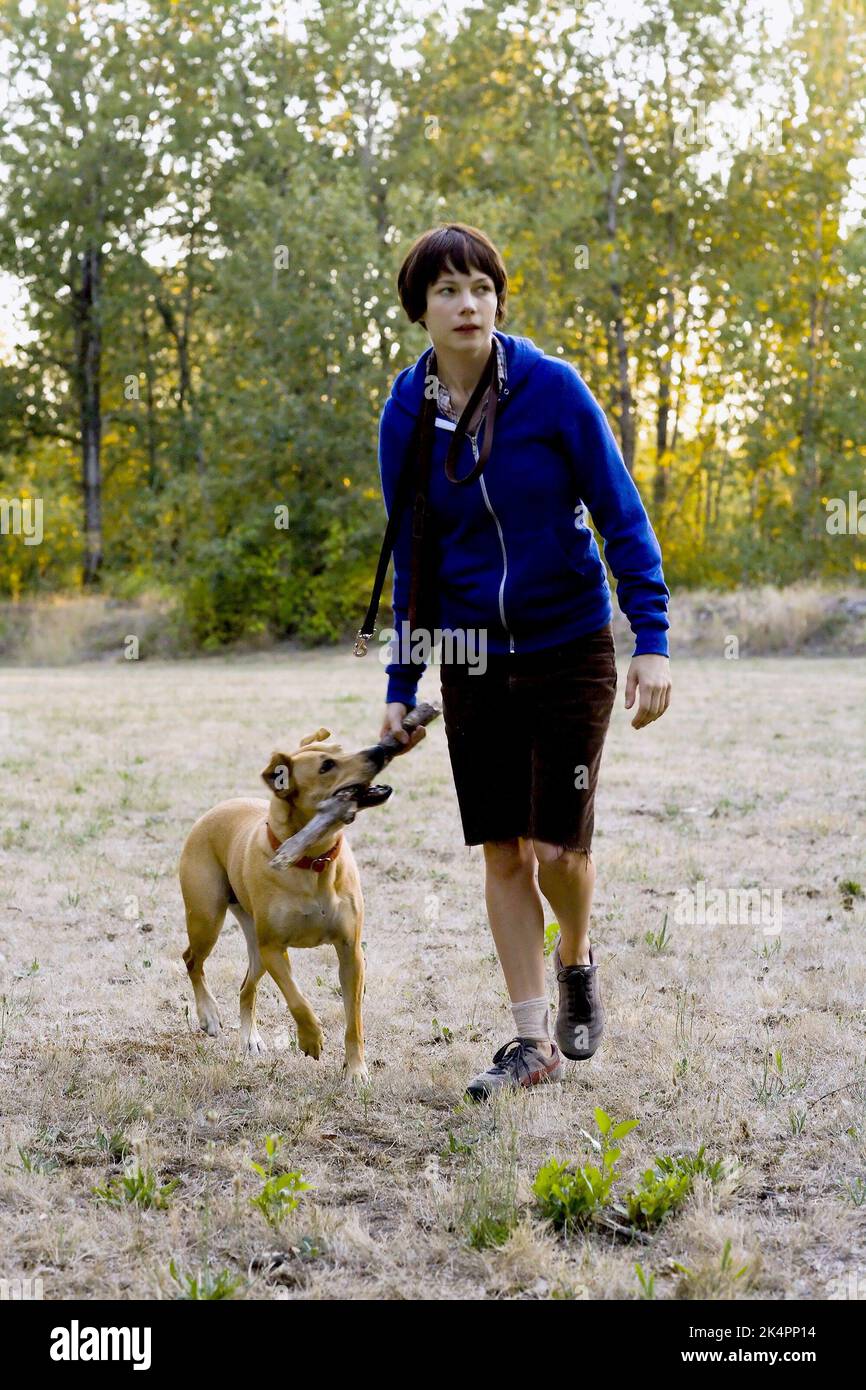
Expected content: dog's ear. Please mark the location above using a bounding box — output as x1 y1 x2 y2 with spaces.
261 751 295 799
299 727 331 747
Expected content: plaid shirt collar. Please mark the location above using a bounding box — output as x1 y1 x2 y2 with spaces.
429 333 507 422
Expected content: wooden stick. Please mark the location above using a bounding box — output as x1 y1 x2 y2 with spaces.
268 701 441 869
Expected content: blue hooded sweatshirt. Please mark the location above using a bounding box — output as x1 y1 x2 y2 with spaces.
378 329 670 709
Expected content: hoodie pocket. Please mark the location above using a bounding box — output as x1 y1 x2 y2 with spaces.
505 522 581 616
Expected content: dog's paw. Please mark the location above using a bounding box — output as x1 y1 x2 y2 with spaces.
198 1008 222 1037
343 1062 371 1088
298 1026 324 1060
243 1029 266 1056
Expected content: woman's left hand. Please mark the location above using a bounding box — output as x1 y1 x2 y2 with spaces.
624 654 671 729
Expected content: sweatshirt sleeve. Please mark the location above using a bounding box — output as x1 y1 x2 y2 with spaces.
378 398 427 709
555 363 670 658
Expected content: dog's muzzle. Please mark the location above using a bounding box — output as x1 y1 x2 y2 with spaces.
334 781 392 809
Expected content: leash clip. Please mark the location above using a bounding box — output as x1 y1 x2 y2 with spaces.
353 628 373 657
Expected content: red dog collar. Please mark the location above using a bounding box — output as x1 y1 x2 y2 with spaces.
266 823 343 872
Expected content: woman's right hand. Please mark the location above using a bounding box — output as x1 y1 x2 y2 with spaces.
379 702 427 754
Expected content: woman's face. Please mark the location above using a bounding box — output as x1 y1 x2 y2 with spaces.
423 259 498 353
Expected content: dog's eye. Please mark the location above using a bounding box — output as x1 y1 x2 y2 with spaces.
319 758 336 773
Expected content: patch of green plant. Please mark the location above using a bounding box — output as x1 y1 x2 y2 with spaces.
289 1235 324 1260
751 1046 807 1106
653 1145 727 1184
248 1135 312 1229
672 1237 750 1294
430 1017 453 1044
623 1164 692 1230
532 1108 639 1234
468 1213 515 1249
644 913 671 953
844 1176 866 1207
839 879 864 909
635 1262 656 1299
17 1145 59 1175
752 936 782 961
169 1258 244 1300
12 959 40 979
543 922 559 957
93 1127 133 1163
439 1130 476 1159
92 1163 179 1209
457 1130 521 1251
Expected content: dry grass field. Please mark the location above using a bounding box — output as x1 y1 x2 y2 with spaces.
0 644 864 1300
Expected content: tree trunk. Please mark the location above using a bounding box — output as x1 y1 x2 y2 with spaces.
798 210 825 546
606 122 636 473
653 224 677 513
75 243 103 586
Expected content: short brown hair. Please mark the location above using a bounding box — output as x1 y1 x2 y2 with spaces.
396 223 509 331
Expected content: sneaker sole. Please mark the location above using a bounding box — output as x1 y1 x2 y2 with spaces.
554 1039 601 1061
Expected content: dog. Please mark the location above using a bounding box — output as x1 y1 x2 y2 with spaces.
178 727 396 1085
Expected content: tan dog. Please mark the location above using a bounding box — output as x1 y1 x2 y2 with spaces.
178 727 394 1085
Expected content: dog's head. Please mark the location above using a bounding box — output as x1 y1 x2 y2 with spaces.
261 727 392 821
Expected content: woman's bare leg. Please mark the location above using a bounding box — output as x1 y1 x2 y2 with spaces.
482 837 553 1056
533 842 595 966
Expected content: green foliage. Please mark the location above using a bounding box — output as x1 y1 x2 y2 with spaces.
1 0 865 623
456 1127 521 1250
751 1046 808 1107
248 1135 313 1230
624 1145 729 1230
179 527 296 649
92 1164 179 1209
532 1108 639 1233
623 1165 693 1230
17 1145 59 1175
672 1238 751 1294
430 1017 453 1044
844 1177 866 1207
93 1128 133 1163
543 922 559 957
644 913 672 953
169 1259 244 1300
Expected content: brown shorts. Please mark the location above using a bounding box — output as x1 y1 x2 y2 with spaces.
439 624 618 851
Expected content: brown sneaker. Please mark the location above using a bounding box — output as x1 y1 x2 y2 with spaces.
465 1037 563 1103
553 938 605 1060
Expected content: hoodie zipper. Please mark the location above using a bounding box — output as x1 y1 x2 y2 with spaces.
470 420 515 654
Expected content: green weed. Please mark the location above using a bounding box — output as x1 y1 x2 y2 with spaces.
644 913 672 953
93 1163 179 1209
169 1258 244 1300
248 1135 312 1230
532 1108 639 1234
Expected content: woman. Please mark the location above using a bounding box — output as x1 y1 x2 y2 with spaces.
376 223 671 1102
